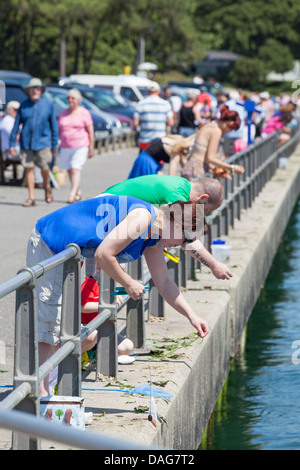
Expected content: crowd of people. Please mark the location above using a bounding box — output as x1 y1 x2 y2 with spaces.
129 81 299 181
0 75 299 397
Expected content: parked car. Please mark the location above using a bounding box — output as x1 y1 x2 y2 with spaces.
59 83 135 118
168 80 226 96
46 86 121 142
57 83 134 131
59 74 155 104
0 79 29 116
0 70 32 86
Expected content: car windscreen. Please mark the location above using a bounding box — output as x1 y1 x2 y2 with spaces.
137 86 148 97
83 90 121 109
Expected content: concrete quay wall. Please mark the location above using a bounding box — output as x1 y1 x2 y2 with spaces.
83 146 300 451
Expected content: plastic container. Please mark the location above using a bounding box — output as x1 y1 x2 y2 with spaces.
84 412 93 425
211 239 231 264
40 395 85 430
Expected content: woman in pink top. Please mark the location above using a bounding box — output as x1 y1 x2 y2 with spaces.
58 88 94 203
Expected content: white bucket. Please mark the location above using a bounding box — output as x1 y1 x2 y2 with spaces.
211 244 231 264
40 395 85 430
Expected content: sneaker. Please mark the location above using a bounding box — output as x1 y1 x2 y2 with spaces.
118 355 135 365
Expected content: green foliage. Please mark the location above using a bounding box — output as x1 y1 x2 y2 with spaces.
258 39 294 74
0 0 299 88
229 57 268 89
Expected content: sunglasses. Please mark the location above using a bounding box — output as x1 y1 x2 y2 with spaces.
29 86 42 91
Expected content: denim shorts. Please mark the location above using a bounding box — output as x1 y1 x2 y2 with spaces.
26 228 63 345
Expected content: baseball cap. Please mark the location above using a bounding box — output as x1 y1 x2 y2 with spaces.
147 81 161 93
259 91 270 100
7 101 20 110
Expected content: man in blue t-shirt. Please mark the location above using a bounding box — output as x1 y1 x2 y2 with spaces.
30 195 209 396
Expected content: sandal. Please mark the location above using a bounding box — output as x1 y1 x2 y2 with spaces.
45 187 53 204
68 192 82 204
22 198 36 207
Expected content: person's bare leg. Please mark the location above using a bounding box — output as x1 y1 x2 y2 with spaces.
41 168 53 203
67 168 81 203
23 167 35 206
81 331 97 353
39 342 57 397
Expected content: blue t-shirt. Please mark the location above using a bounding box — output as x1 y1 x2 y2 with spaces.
36 195 159 262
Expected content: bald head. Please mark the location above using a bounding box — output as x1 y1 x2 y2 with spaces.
190 178 224 211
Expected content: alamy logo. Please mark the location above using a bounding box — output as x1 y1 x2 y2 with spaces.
291 340 300 365
0 340 6 364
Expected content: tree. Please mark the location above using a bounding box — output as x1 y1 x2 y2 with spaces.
229 57 268 89
0 0 299 85
258 39 294 74
38 0 109 77
95 0 201 74
0 0 41 72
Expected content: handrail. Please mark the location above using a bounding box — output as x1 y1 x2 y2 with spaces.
205 129 299 243
0 241 175 449
0 407 158 450
0 126 299 450
0 245 78 299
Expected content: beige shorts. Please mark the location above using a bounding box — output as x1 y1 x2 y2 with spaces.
20 147 52 169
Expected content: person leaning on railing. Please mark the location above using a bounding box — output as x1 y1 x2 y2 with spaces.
103 174 233 280
27 194 209 396
181 105 245 181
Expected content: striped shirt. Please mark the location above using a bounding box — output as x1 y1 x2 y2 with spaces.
134 95 173 143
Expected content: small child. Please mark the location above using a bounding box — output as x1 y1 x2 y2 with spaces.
81 276 135 365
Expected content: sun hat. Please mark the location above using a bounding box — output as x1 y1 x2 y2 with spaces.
147 81 161 93
25 77 45 93
6 100 20 110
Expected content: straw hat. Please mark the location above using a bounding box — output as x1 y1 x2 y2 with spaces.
25 78 46 93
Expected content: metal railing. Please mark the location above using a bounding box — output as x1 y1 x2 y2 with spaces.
205 128 300 243
95 129 137 155
0 127 299 450
0 241 185 449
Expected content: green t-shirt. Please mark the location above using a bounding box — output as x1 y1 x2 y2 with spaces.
104 175 191 206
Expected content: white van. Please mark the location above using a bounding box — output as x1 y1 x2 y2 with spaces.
59 74 157 104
